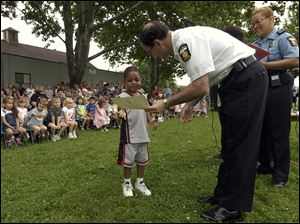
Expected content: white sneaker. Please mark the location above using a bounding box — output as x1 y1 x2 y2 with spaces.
122 182 134 197
73 131 77 139
135 181 151 196
51 135 57 142
68 132 74 139
55 135 61 141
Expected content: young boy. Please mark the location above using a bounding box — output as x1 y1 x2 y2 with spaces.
26 99 48 142
117 66 157 197
43 96 67 141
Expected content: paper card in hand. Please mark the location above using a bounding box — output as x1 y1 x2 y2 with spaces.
247 43 270 60
111 95 149 110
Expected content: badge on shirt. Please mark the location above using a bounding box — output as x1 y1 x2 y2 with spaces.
287 36 298 47
268 40 274 48
178 44 191 62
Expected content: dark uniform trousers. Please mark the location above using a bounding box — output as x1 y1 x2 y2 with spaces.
258 71 294 182
214 60 268 211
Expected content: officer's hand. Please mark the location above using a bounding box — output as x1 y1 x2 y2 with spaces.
180 104 194 123
144 100 166 113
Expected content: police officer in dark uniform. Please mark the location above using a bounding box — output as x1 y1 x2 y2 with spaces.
139 21 268 222
252 6 299 187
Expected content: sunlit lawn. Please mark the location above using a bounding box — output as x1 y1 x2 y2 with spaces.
1 112 299 223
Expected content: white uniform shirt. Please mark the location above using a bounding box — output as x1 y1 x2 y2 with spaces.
172 26 255 86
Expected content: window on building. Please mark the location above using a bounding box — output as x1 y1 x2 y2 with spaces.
15 73 31 87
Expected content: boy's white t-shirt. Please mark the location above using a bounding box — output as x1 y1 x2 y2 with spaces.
119 92 149 144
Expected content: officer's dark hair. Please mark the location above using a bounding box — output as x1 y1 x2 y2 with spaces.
223 26 245 42
124 66 140 80
139 21 170 47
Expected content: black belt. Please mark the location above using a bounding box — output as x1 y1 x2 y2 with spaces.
267 70 286 76
233 55 257 72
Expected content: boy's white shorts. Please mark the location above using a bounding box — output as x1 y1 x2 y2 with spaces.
117 143 149 168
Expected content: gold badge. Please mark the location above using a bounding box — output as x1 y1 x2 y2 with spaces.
178 44 191 62
287 36 298 47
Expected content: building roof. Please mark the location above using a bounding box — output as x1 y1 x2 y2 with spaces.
2 27 19 32
1 39 96 68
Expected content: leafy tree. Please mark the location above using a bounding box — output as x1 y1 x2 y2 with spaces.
2 1 298 90
1 1 144 86
96 1 298 90
94 1 191 92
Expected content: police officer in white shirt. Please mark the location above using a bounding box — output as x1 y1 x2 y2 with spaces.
140 21 268 222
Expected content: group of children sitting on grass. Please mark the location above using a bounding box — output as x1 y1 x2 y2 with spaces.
1 83 209 148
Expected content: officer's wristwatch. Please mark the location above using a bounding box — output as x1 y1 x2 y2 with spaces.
163 99 169 108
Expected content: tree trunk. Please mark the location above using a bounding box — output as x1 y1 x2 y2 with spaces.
63 1 144 87
71 1 95 87
62 2 76 87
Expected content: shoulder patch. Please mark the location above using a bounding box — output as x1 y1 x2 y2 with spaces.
287 36 298 47
178 44 191 62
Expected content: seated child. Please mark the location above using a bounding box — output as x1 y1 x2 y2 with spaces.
75 96 90 131
93 95 110 131
1 96 27 147
43 96 67 141
62 98 78 139
107 97 120 128
26 99 48 142
17 96 28 127
86 96 97 128
199 98 208 118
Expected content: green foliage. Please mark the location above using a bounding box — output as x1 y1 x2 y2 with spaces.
284 2 299 40
1 1 299 87
1 116 299 223
1 1 18 18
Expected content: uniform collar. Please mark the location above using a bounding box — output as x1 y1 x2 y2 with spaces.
256 28 277 42
171 31 180 61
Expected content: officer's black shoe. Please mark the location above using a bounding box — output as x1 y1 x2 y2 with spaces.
272 180 287 188
197 196 218 205
256 165 273 174
201 206 242 222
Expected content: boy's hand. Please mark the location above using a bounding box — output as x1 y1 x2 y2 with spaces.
150 120 158 131
118 109 126 119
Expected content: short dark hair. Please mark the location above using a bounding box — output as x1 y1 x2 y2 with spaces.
124 66 140 80
223 26 245 42
89 96 96 101
139 21 170 47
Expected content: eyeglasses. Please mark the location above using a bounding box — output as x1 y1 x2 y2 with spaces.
252 17 269 27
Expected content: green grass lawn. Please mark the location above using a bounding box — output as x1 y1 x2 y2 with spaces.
1 112 299 223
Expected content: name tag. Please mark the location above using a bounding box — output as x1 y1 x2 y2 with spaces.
271 75 281 87
271 75 279 80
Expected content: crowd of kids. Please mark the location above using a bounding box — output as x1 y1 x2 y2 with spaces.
1 81 210 148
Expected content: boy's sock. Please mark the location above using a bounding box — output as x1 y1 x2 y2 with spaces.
136 177 144 184
124 178 131 184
